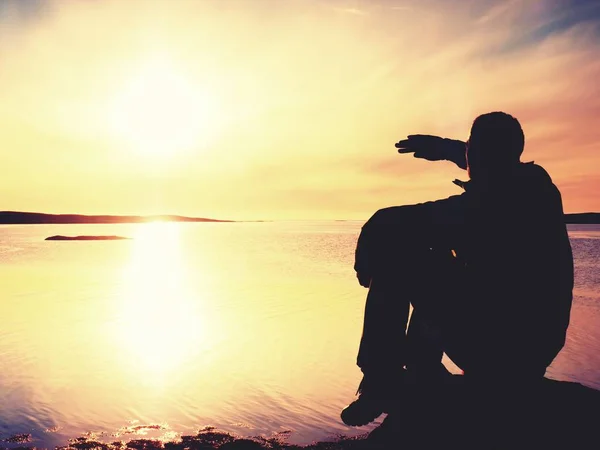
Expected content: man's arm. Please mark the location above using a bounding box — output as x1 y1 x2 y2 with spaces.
395 135 467 170
355 206 426 288
355 197 465 287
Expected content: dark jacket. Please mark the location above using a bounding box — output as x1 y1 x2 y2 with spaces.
355 163 573 373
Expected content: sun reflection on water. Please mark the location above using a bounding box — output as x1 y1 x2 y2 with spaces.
116 222 213 381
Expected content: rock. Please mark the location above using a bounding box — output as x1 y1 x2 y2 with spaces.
375 376 600 449
45 235 130 241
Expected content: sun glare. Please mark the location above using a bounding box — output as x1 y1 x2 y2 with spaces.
109 58 219 158
116 222 214 382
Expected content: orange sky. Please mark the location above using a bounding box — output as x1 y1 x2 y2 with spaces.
0 0 598 220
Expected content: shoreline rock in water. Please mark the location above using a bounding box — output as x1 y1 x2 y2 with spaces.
45 235 131 241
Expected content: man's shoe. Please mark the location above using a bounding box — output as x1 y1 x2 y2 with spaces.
341 392 386 427
341 372 404 427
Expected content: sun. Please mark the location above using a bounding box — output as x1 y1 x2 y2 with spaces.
109 57 219 157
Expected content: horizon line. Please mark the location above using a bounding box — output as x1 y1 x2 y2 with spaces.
0 210 599 225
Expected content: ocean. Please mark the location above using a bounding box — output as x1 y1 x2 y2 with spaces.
0 222 599 447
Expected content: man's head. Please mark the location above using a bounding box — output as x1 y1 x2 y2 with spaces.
466 112 524 180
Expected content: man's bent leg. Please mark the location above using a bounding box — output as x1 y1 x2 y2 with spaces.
356 272 410 378
342 272 411 427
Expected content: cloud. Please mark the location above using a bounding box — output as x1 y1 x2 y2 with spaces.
333 7 367 16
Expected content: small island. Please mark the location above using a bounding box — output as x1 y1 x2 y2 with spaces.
45 235 131 241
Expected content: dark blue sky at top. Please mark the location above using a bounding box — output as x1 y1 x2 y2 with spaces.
480 0 600 57
2 0 600 30
533 0 600 39
0 0 46 22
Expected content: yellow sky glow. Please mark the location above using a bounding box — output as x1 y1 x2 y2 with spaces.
0 0 598 219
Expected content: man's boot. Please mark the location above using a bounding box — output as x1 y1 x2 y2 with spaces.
341 370 406 426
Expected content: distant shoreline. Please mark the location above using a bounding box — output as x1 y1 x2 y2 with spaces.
0 211 599 224
563 213 600 224
0 211 234 224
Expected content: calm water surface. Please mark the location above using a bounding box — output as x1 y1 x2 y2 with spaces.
0 222 599 447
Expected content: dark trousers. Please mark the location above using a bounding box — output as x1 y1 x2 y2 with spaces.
356 248 547 380
356 246 453 375
356 267 452 378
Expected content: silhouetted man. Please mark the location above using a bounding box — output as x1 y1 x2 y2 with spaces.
341 112 574 431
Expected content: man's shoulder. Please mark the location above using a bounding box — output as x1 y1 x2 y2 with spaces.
512 163 557 192
510 163 564 212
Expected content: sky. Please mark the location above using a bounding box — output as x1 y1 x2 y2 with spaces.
0 0 599 220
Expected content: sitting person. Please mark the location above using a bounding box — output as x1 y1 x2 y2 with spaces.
341 112 574 430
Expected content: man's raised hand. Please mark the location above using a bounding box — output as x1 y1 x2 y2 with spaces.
395 135 468 170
